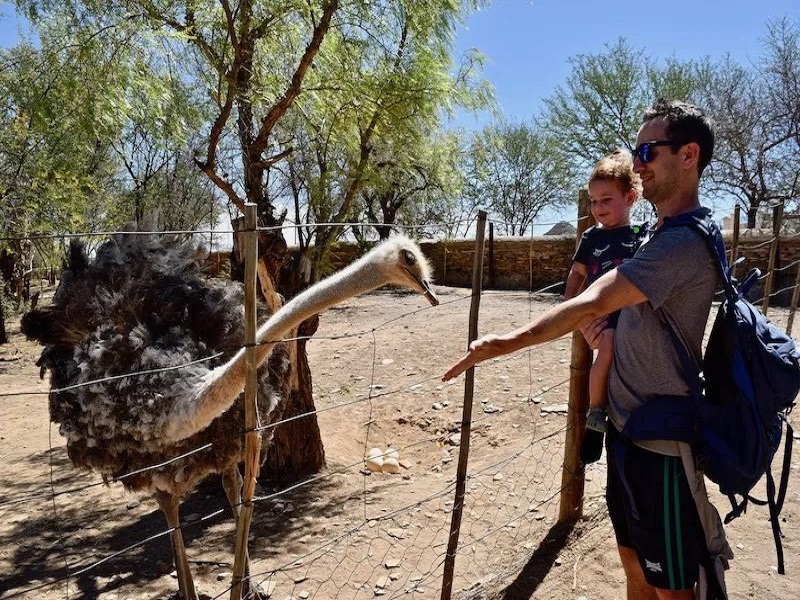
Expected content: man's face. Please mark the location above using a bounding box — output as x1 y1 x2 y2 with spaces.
632 119 680 205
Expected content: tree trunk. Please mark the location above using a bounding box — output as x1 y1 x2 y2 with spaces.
232 222 326 482
225 1 339 484
262 313 325 483
0 301 7 345
262 250 325 482
747 206 758 229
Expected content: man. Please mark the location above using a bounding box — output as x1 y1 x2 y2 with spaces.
443 99 730 600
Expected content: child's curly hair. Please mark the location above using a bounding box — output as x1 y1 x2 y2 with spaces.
589 149 643 197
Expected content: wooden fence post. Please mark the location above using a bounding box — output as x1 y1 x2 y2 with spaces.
488 221 495 289
440 210 487 600
787 261 800 336
762 204 784 316
230 204 259 600
558 190 594 524
730 205 741 280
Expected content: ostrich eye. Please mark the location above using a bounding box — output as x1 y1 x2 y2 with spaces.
401 249 416 266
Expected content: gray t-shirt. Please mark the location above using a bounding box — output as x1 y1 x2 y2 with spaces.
608 212 720 435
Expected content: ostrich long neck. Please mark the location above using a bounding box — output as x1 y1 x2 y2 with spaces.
162 251 392 443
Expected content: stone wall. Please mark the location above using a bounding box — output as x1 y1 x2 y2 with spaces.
413 237 576 292
208 233 800 304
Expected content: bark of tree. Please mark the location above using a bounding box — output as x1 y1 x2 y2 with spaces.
262 250 325 481
231 218 326 484
191 0 339 481
748 206 758 229
0 302 7 345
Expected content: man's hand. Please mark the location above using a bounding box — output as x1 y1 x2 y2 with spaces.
442 334 504 381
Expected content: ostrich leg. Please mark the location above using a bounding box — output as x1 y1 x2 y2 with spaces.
222 466 266 599
156 490 198 600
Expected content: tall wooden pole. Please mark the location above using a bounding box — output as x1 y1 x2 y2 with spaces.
558 190 594 523
730 205 741 280
488 221 495 289
786 258 800 336
230 203 259 600
440 211 487 600
762 204 784 316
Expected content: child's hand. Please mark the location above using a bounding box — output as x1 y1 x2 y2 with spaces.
580 316 608 350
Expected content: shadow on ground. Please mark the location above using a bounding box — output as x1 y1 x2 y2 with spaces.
495 522 575 600
0 448 361 599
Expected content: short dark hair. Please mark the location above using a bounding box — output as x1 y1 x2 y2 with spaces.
642 99 715 175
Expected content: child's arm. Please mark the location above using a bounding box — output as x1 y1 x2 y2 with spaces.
565 262 588 299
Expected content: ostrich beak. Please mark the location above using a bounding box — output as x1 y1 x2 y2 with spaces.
419 278 439 306
401 266 439 306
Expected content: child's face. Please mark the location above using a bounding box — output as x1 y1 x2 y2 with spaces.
588 180 635 229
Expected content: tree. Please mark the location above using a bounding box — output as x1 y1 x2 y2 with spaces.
542 39 653 172
16 0 345 480
540 38 697 195
762 17 800 220
359 131 458 241
694 48 800 228
0 31 121 309
269 7 492 280
16 0 487 479
463 121 576 236
109 59 221 230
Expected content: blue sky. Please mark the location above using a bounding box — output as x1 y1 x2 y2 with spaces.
452 0 799 127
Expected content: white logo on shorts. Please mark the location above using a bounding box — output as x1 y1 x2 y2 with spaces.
645 559 663 573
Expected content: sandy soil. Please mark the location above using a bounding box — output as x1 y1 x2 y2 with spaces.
0 285 798 600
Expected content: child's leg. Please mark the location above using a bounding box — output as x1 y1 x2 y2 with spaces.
589 328 615 408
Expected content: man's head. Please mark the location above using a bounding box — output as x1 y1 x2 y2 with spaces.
632 99 715 204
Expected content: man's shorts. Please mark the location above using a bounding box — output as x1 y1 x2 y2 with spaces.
606 425 705 590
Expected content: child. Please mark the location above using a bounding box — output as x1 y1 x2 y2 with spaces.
565 149 646 463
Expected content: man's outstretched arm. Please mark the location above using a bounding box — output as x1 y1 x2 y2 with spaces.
441 269 647 381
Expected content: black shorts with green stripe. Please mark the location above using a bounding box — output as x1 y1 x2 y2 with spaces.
606 425 705 591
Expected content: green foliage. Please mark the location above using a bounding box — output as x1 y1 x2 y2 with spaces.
462 120 577 236
262 0 493 274
540 37 699 191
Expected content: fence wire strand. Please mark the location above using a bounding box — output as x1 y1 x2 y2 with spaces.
3 217 799 600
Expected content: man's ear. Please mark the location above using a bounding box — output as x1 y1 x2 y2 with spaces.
681 142 701 171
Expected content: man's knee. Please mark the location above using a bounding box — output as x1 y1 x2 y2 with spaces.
618 546 658 600
618 545 694 600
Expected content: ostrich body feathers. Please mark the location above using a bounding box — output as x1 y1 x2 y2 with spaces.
23 232 290 496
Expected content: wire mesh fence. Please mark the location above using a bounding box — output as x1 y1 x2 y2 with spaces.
1 207 800 599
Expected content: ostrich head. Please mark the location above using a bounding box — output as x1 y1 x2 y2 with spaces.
361 236 439 306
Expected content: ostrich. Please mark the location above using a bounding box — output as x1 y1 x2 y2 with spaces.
21 230 439 599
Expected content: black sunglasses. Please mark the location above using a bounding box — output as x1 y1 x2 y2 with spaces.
631 140 677 163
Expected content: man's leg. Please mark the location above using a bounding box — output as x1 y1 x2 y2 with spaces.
618 545 657 600
619 545 695 599
607 429 701 599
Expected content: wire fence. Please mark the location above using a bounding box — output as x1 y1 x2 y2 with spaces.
0 213 590 600
1 203 799 599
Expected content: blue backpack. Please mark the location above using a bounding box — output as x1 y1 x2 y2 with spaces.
621 211 799 575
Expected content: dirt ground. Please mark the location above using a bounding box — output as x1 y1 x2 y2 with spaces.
1 284 799 600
